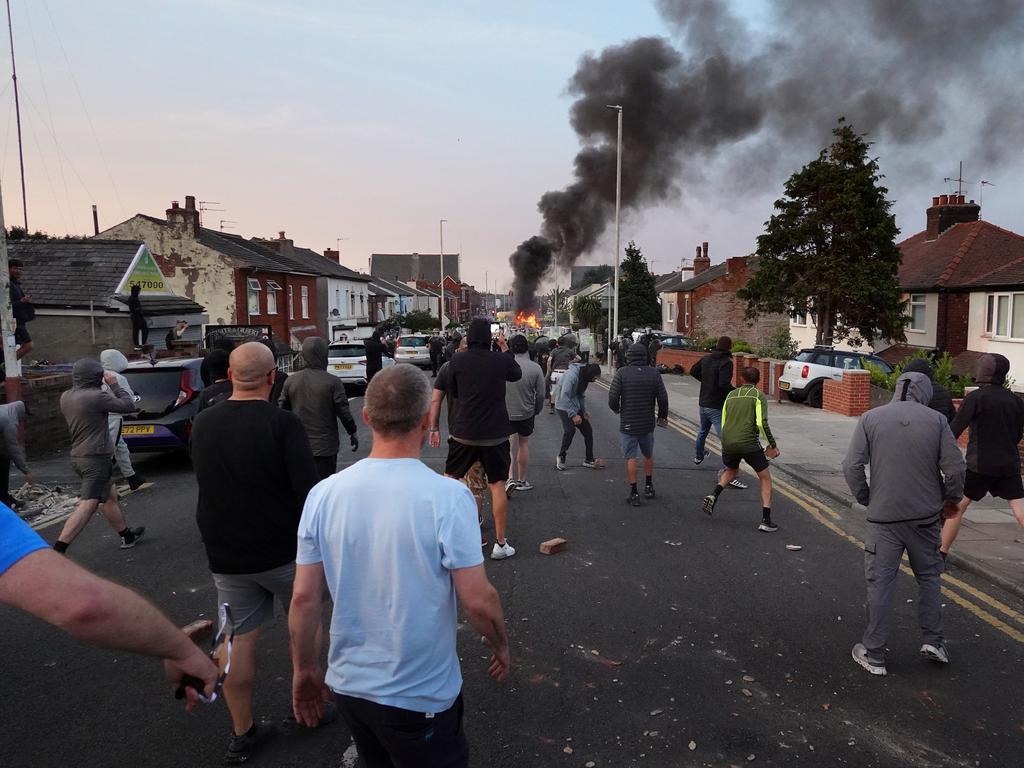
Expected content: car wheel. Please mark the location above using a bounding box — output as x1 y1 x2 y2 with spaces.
805 382 823 408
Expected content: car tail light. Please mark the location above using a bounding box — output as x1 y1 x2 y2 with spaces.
801 365 810 379
174 370 196 409
358 359 367 365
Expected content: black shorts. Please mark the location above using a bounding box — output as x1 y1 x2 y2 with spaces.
963 470 1024 502
445 440 511 484
509 417 535 438
722 449 770 473
14 324 30 344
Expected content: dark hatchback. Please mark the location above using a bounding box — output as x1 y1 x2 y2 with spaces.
120 358 205 453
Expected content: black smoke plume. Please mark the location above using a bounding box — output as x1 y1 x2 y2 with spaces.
511 0 1024 311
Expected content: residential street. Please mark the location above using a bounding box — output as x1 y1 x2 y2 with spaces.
3 390 1023 768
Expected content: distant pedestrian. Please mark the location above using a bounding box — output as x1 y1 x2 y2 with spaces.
364 329 393 384
701 367 779 532
289 364 510 767
430 318 521 560
444 331 462 363
608 343 668 506
99 349 148 492
548 335 579 415
428 330 445 375
690 336 734 465
647 335 663 366
201 337 236 386
0 401 33 508
54 359 143 553
942 353 1024 557
260 337 288 404
190 341 321 764
196 349 233 412
555 362 605 471
280 337 359 480
505 334 545 495
9 259 34 360
903 358 955 423
842 371 965 676
127 283 148 350
165 319 189 350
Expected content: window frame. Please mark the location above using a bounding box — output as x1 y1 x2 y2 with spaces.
246 278 261 316
301 285 310 319
265 280 281 315
908 293 927 332
288 285 294 320
667 301 676 322
985 291 1024 339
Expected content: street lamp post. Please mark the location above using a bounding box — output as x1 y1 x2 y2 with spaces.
439 219 447 329
606 104 623 343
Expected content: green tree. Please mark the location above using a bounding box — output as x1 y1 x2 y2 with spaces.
739 119 906 347
398 309 438 333
572 293 604 330
580 265 615 285
545 287 571 325
618 240 660 329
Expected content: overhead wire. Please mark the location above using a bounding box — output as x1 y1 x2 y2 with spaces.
22 90 93 204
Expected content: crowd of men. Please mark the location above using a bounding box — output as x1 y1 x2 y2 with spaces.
2 316 1024 765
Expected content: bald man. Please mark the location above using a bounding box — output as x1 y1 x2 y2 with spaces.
190 342 319 764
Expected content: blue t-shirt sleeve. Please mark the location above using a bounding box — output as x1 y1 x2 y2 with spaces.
295 487 324 566
0 505 47 576
438 485 485 571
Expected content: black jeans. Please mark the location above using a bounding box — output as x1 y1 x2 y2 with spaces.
131 315 149 347
314 455 337 481
0 453 12 506
430 353 440 376
557 409 594 462
334 692 468 768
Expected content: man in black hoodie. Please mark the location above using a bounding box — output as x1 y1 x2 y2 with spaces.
942 353 1024 556
280 337 359 480
430 318 521 560
690 336 734 464
903 358 955 423
608 343 669 506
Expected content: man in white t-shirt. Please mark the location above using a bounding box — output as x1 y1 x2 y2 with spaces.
289 364 510 767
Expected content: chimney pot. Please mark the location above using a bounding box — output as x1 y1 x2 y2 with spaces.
931 196 940 207
184 195 196 210
939 194 949 205
171 201 180 209
969 199 976 204
959 194 967 204
279 231 286 239
702 241 709 260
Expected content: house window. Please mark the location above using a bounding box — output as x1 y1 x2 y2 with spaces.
909 293 926 331
684 295 690 330
246 278 261 315
301 286 310 319
335 289 341 316
792 311 807 326
360 294 365 314
266 280 282 315
288 286 294 319
350 293 356 315
986 292 1024 339
668 302 676 322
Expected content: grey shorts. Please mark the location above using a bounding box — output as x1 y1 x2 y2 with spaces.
620 432 655 459
71 456 114 501
211 561 296 635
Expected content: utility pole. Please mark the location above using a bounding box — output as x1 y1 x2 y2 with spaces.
606 104 623 340
0 181 22 400
6 0 27 230
438 219 447 329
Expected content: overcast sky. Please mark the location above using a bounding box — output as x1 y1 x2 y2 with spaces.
4 0 1021 294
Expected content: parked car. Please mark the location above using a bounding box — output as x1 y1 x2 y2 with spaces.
327 341 395 391
394 335 431 368
659 335 697 350
778 347 893 407
120 358 205 453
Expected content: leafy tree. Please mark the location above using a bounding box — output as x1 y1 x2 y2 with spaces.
739 119 906 347
580 265 615 286
398 309 438 333
7 226 50 240
545 287 571 325
617 240 660 329
572 293 604 330
754 325 799 360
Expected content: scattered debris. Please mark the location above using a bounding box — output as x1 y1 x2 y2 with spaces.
563 746 574 755
785 544 802 551
649 709 663 716
821 703 832 711
540 537 569 555
742 675 755 682
741 689 753 698
688 740 697 751
12 483 78 525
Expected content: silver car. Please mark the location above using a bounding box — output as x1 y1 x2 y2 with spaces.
394 335 431 368
327 342 394 390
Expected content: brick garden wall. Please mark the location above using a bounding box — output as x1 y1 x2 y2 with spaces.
0 374 72 458
822 370 871 417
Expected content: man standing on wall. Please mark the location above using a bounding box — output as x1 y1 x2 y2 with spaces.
9 259 34 360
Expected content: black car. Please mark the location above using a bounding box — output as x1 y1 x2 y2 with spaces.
120 358 206 452
659 335 697 351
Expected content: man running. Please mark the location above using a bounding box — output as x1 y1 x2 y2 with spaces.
100 349 148 493
547 334 579 414
280 337 359 480
289 364 509 767
701 367 780 532
504 334 545 495
690 336 734 465
555 362 604 471
54 359 143 553
842 371 965 675
608 343 668 506
190 341 320 763
429 318 521 560
942 353 1024 557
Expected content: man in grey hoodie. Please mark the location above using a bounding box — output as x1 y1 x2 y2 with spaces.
0 401 33 508
504 334 545 494
842 371 965 676
280 337 359 480
99 349 148 492
54 358 143 553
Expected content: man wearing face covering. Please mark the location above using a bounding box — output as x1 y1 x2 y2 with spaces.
943 353 1024 556
54 358 143 553
280 337 359 480
842 371 965 676
100 349 148 492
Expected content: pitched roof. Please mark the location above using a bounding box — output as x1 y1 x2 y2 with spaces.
898 220 1024 291
369 275 432 297
371 253 460 283
265 243 372 282
660 262 728 292
10 239 204 314
200 230 314 274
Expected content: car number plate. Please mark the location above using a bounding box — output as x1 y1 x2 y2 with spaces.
122 425 155 435
778 381 790 390
333 364 353 370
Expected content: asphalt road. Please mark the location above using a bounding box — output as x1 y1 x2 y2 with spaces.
2 385 1023 767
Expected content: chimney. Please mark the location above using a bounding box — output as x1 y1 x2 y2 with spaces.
926 193 980 239
166 196 200 237
275 230 294 256
323 248 341 264
693 242 711 276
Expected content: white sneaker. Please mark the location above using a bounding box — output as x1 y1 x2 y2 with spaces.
504 479 517 499
920 643 949 664
555 456 566 471
517 480 534 491
728 479 748 490
851 643 887 676
491 541 516 560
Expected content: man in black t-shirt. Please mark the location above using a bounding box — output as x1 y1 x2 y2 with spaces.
428 331 445 376
190 342 319 764
195 349 232 412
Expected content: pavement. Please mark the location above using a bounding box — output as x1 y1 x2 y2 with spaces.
654 372 1024 599
2 390 1023 767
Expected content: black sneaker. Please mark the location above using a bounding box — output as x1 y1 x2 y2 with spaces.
119 526 146 549
644 484 655 500
127 475 148 492
758 520 779 533
225 721 275 764
701 494 716 516
694 449 710 465
628 491 642 507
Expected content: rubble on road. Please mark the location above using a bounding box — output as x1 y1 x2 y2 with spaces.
11 483 79 526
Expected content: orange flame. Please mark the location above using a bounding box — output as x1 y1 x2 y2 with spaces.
515 311 541 329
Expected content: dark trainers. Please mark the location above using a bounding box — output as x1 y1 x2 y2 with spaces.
694 449 710 465
920 643 949 664
644 484 655 500
127 475 149 492
628 491 642 507
758 520 779 533
701 494 716 516
119 526 146 549
851 643 887 676
225 721 275 764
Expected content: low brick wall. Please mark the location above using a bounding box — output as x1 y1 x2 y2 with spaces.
656 348 708 373
823 369 871 417
0 374 72 458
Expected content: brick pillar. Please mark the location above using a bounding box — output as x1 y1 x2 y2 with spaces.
755 358 771 394
824 369 871 417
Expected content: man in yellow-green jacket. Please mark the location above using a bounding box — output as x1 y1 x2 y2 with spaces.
701 366 781 532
